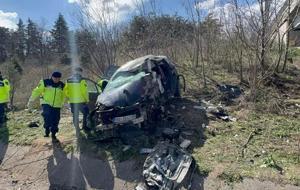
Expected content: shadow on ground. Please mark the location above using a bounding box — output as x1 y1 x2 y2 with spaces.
0 120 9 165
47 97 209 190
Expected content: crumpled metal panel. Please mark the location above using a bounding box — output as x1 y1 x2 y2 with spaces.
143 142 193 190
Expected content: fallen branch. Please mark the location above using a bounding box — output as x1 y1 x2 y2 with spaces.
241 129 257 158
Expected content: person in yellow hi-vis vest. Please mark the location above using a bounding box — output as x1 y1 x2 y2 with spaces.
27 71 65 140
97 78 108 92
65 67 89 130
0 71 10 124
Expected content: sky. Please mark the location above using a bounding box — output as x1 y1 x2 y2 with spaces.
0 0 282 30
0 0 78 29
0 0 222 30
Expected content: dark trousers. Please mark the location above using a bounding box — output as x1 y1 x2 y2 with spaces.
42 104 61 135
0 103 6 124
70 103 89 128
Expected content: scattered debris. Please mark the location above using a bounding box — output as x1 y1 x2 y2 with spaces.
181 131 193 136
162 128 180 143
193 105 205 110
11 180 18 185
142 142 193 190
27 121 39 128
135 183 148 190
140 148 155 154
170 105 176 109
200 100 237 122
180 139 191 149
217 84 243 99
122 145 131 152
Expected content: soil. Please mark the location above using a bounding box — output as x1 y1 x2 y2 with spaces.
0 142 299 190
0 99 300 190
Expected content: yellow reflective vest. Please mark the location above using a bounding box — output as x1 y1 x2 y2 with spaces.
0 79 10 104
30 79 65 108
65 75 89 103
97 79 108 92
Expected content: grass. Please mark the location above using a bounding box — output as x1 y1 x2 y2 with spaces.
1 62 299 186
193 113 300 185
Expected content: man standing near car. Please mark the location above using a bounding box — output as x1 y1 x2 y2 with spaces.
27 71 65 140
65 67 89 131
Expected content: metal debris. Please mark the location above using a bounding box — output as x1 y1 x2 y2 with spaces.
142 142 193 190
122 145 131 152
135 183 148 190
140 148 155 154
180 139 191 149
200 100 237 122
193 105 205 110
217 84 243 99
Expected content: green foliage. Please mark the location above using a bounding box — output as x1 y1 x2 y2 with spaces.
11 58 23 74
122 15 194 54
0 27 10 62
51 13 69 54
194 113 300 185
16 19 26 61
76 30 94 66
288 47 300 58
218 171 243 184
26 19 41 58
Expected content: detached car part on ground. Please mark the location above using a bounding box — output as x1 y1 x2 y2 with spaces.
88 55 185 138
141 142 194 190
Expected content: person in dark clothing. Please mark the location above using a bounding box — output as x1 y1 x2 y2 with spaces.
27 71 65 140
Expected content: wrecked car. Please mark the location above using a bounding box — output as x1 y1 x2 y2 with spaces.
142 142 193 190
88 55 184 132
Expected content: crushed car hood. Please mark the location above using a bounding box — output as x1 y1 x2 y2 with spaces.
97 78 146 107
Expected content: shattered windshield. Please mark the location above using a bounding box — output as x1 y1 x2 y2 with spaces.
104 70 147 91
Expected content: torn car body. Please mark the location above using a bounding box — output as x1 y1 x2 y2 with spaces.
89 55 182 131
142 142 193 190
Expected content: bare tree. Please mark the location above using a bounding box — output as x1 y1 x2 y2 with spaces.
75 0 121 78
183 0 208 87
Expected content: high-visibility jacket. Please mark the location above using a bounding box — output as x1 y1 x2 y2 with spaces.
97 79 108 92
65 74 89 103
0 79 10 104
30 79 65 108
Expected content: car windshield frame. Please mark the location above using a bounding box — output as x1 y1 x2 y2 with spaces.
104 69 147 91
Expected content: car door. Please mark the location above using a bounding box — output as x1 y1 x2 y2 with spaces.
84 78 101 111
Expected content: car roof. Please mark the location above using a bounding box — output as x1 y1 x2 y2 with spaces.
117 55 170 72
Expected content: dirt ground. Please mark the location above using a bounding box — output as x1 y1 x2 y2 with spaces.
0 102 300 190
0 142 299 190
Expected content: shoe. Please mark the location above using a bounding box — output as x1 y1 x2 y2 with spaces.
51 134 58 140
44 134 49 137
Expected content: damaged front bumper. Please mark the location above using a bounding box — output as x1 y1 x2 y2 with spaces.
97 103 145 126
